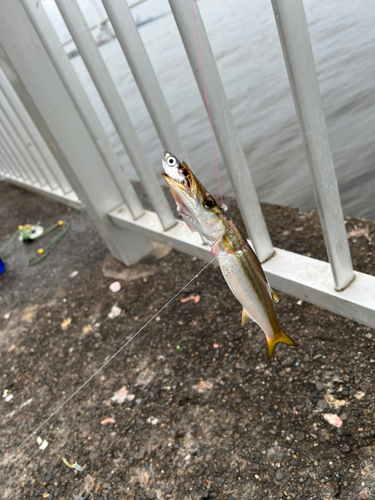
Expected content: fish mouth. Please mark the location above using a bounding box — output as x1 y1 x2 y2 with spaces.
162 173 190 198
162 172 196 221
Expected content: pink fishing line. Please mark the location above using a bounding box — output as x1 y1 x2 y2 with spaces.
190 0 224 207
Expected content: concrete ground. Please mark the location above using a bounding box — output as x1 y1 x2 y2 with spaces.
0 180 375 500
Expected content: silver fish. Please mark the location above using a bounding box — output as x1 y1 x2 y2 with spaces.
162 152 295 357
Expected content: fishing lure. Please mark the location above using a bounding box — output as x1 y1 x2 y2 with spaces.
162 152 295 358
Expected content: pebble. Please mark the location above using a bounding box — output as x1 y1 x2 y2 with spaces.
42 472 52 483
275 470 284 481
317 399 329 410
296 432 305 441
323 413 342 428
303 354 309 362
90 452 99 461
290 460 300 466
37 438 48 450
102 483 111 489
108 305 122 319
109 281 121 293
147 417 159 425
198 491 209 499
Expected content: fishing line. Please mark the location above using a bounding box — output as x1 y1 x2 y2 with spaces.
7 257 216 462
190 0 224 207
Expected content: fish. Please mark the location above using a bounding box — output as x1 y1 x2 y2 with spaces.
162 151 295 358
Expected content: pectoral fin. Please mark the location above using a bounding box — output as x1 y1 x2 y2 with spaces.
241 309 254 326
267 330 295 358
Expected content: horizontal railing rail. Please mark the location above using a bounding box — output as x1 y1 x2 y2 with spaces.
0 0 373 328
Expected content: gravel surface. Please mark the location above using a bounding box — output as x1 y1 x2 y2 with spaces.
0 180 374 500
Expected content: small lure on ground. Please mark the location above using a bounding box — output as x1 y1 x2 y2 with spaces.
62 457 84 471
162 151 295 358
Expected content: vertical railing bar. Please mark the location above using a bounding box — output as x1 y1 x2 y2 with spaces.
0 135 23 179
54 0 176 231
168 0 273 263
270 0 353 291
0 144 17 178
0 105 48 187
0 66 73 195
102 0 189 163
0 118 32 182
0 149 9 176
22 0 144 221
0 88 59 190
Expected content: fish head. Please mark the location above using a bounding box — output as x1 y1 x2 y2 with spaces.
162 151 190 186
162 153 227 242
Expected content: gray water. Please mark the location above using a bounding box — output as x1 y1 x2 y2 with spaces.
69 0 375 219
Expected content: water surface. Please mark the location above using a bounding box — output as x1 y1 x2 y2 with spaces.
66 0 375 219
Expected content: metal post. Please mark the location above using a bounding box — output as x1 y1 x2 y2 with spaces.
54 0 176 231
270 0 353 291
0 0 154 266
0 65 72 195
102 0 189 163
168 0 273 262
22 0 144 220
0 105 47 186
0 88 59 190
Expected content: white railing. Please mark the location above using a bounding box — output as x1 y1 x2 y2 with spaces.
0 66 80 208
0 0 374 328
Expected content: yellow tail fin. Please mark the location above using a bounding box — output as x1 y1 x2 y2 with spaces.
267 330 295 358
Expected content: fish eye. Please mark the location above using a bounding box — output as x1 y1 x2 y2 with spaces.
167 156 177 166
204 196 215 210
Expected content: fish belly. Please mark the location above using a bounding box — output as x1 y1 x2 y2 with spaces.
218 253 272 334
